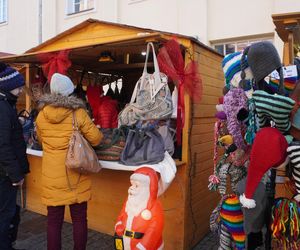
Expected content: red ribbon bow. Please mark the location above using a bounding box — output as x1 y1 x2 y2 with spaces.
37 50 72 82
157 39 202 145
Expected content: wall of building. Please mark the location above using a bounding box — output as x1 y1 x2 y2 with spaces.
207 0 274 42
55 0 118 35
0 0 300 55
117 0 207 43
0 0 39 54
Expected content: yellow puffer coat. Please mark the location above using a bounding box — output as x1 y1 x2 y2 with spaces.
36 94 102 206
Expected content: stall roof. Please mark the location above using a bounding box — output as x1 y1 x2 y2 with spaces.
0 18 221 65
272 12 300 45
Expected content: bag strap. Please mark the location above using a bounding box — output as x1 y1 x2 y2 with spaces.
18 109 30 118
65 167 81 191
72 112 79 131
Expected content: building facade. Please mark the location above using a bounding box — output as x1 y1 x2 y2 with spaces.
0 0 300 57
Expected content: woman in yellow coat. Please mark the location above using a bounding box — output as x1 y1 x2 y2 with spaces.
36 73 102 250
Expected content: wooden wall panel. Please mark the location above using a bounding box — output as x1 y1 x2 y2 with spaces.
185 42 224 248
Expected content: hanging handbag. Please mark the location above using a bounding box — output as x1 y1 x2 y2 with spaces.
94 127 126 161
65 112 101 174
18 110 35 144
120 127 165 166
118 42 173 126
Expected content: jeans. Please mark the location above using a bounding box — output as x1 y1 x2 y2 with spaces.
0 176 18 250
47 202 88 250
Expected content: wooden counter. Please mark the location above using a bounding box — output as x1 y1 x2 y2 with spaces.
25 153 187 250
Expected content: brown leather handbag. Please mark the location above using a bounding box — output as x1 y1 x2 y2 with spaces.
65 112 101 174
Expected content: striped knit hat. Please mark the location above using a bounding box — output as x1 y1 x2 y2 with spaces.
0 63 25 92
222 52 253 94
220 194 245 250
287 143 300 202
252 90 295 132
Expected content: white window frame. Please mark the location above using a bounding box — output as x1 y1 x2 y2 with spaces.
66 0 94 16
0 0 7 24
212 36 274 56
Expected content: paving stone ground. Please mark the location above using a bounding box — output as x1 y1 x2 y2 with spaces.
14 209 218 250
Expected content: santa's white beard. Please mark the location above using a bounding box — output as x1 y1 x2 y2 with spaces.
126 189 150 217
123 190 150 250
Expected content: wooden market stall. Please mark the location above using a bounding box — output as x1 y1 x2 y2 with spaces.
0 19 224 249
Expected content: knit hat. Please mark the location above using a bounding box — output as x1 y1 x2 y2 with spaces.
240 127 288 208
50 73 74 96
223 88 248 150
0 63 25 92
222 51 253 92
242 42 284 94
286 143 300 202
220 194 246 250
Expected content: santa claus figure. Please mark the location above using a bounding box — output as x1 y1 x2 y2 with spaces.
115 167 164 250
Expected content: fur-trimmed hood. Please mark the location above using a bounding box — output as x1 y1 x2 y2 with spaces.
38 94 86 124
38 93 86 110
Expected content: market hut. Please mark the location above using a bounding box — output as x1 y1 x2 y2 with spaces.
0 19 224 249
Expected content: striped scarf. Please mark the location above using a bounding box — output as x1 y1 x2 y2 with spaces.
220 195 245 250
253 90 295 132
287 144 300 202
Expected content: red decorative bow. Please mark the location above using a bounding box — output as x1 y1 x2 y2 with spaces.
157 38 202 145
37 50 72 82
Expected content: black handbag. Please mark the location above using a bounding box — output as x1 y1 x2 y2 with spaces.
120 127 165 166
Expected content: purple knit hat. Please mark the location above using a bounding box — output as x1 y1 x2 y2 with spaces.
223 88 248 150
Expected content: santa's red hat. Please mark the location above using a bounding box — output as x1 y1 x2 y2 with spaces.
240 127 288 208
131 167 159 218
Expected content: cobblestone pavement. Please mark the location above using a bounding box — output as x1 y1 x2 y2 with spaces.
15 209 218 250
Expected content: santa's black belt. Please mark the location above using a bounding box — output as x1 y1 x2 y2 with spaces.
124 230 144 239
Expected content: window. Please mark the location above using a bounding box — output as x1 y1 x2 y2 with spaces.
67 0 94 15
212 37 273 55
0 0 7 24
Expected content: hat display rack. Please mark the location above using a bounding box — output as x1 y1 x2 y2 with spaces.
208 41 300 249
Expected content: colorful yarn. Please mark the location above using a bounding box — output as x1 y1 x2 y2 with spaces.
244 98 257 145
220 194 246 250
271 198 300 250
223 88 248 150
269 76 298 95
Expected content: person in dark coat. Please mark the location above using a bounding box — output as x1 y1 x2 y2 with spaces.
0 63 29 250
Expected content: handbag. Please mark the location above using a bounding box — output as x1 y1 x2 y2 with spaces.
65 112 101 174
94 127 126 161
18 110 35 144
120 127 165 166
118 42 173 126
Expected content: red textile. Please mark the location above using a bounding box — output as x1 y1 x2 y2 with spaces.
245 127 288 200
96 96 118 128
157 38 202 145
38 50 72 82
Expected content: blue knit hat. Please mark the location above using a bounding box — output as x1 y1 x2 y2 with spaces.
0 63 25 92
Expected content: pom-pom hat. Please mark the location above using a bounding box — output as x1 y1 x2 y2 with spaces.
0 63 25 92
240 127 288 208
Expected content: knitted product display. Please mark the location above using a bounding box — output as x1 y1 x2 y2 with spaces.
287 144 300 202
244 98 257 145
252 90 295 132
216 163 247 195
271 198 300 250
223 88 248 150
218 224 234 250
228 165 247 193
218 163 230 195
220 195 246 250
